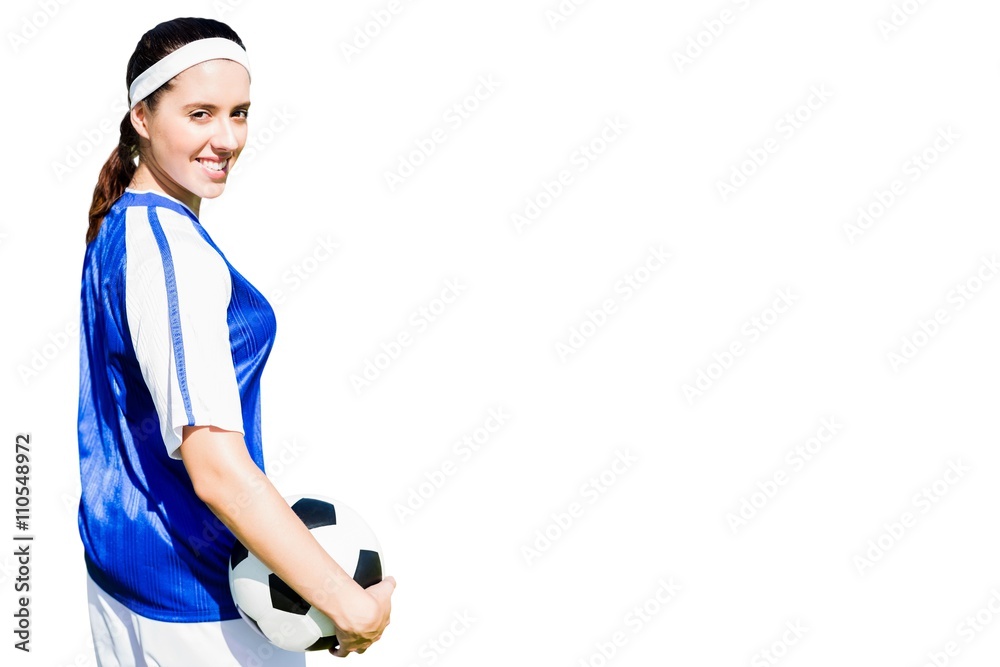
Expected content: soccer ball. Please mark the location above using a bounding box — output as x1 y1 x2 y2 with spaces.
227 494 384 652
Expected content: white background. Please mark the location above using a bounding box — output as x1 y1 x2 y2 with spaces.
3 1 1000 665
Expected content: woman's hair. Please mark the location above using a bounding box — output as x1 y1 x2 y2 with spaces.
86 17 245 244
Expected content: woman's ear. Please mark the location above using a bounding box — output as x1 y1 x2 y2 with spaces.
130 102 151 141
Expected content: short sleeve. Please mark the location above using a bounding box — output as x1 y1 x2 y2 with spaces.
123 205 245 460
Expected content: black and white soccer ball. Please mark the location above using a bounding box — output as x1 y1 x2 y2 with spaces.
227 494 384 652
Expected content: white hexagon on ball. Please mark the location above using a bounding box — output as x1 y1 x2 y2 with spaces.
227 494 384 652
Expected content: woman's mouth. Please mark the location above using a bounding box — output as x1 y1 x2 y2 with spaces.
197 158 229 178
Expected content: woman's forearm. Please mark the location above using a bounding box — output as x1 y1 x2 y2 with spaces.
180 426 378 633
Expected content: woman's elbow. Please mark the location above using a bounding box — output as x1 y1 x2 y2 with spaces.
179 425 254 506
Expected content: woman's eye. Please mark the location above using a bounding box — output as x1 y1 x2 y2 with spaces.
235 109 249 119
191 111 209 119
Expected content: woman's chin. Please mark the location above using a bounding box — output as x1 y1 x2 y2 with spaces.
196 182 229 199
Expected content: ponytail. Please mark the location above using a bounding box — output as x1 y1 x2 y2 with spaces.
86 113 139 244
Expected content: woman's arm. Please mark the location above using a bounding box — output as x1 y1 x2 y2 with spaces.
179 425 394 656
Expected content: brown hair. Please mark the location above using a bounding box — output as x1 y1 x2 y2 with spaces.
86 17 246 244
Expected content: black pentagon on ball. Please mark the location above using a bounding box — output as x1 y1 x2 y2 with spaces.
353 550 382 589
290 498 337 529
269 573 311 615
230 539 250 569
306 633 339 652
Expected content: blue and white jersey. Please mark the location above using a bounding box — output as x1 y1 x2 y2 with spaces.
77 188 277 622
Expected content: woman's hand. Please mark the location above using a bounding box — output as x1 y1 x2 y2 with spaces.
178 426 397 657
327 576 396 657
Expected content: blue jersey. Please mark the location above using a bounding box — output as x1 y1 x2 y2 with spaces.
77 188 277 622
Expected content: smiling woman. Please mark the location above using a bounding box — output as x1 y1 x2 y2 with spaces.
77 16 394 667
127 55 251 211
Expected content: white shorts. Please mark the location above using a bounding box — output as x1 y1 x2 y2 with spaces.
86 572 307 667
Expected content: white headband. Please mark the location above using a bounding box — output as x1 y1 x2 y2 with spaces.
128 37 251 109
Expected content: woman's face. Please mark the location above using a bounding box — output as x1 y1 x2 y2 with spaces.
131 58 250 212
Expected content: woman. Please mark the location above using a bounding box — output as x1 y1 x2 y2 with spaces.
78 16 394 665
